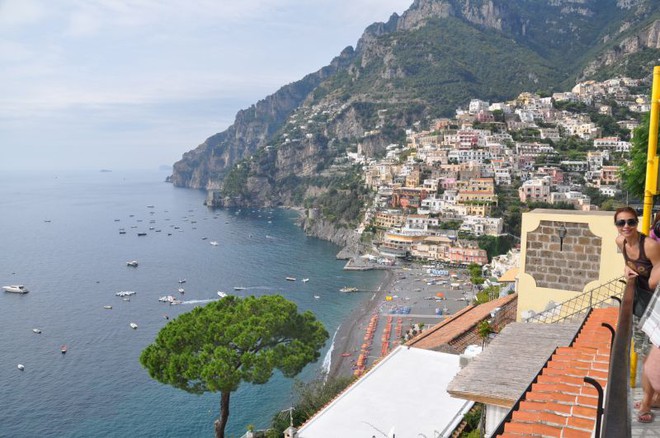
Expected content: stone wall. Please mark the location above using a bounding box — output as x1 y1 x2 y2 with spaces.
524 220 602 292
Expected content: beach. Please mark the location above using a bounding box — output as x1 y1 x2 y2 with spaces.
328 261 475 378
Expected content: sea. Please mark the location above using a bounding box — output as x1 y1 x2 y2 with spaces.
0 169 385 438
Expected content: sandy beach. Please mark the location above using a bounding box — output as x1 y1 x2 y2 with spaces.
328 261 475 378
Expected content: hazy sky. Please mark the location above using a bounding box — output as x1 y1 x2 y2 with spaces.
0 0 411 171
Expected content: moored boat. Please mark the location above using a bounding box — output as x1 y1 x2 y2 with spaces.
217 291 228 298
115 290 136 297
3 285 29 294
32 328 42 334
129 322 138 329
61 345 67 354
18 364 24 371
286 277 296 281
126 260 138 267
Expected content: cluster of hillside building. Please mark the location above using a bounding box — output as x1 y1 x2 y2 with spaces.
346 76 649 265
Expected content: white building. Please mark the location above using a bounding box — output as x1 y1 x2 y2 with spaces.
297 346 471 438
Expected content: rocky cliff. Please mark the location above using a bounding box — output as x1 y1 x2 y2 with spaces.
171 0 660 247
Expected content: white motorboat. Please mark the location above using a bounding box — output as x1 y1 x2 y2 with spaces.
217 291 228 298
302 278 309 283
233 286 246 291
103 305 112 310
32 328 42 334
314 295 320 299
178 288 185 293
116 290 136 297
129 322 138 329
161 295 182 305
126 260 139 267
3 285 29 294
18 364 24 371
209 241 219 246
178 279 186 284
285 277 296 281
339 286 359 293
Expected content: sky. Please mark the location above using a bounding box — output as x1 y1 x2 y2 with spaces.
0 0 412 171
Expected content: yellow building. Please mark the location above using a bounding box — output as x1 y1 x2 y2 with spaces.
516 209 623 321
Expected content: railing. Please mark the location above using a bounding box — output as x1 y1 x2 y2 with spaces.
524 276 626 325
600 278 634 438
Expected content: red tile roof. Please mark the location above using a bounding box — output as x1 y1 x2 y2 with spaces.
494 307 618 437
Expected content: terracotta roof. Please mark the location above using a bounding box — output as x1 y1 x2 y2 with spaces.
406 293 517 350
494 306 618 437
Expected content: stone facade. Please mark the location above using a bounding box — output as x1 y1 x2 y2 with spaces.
524 220 601 292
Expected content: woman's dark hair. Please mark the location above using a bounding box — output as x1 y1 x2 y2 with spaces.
653 211 660 237
614 206 638 222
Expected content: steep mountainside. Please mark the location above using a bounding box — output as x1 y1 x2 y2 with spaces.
171 0 660 231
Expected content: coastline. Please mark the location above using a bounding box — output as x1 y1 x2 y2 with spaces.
327 268 395 378
326 260 475 380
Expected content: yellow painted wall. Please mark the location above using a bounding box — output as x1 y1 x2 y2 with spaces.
517 209 623 321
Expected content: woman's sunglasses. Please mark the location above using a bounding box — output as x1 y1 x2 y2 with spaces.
615 218 639 227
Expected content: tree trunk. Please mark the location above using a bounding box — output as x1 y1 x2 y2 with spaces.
214 391 231 438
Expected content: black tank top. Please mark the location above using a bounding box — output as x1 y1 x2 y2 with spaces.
623 234 653 292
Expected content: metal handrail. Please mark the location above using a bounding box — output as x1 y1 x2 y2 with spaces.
524 276 626 325
600 278 634 438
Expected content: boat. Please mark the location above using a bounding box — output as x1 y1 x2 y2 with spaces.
302 278 309 283
115 290 136 297
32 328 41 334
178 288 185 293
129 322 138 329
18 364 24 371
314 295 320 299
158 295 177 303
137 232 147 237
209 241 219 246
61 345 67 354
3 285 29 294
286 277 296 281
178 279 186 284
103 305 112 309
126 260 138 267
217 291 228 298
233 286 246 291
339 287 359 293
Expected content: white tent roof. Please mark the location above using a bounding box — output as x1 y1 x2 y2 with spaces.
297 346 471 438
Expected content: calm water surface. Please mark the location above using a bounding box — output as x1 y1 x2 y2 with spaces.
0 170 383 437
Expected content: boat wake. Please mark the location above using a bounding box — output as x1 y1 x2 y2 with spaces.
180 299 216 305
321 326 340 379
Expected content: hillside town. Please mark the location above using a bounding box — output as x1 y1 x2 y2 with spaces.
279 76 653 438
334 76 649 267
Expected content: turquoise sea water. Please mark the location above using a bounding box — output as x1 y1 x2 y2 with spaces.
0 170 384 437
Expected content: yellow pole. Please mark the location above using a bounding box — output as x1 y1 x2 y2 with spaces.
641 65 660 234
634 66 660 388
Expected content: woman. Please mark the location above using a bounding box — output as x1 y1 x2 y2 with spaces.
615 206 660 422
